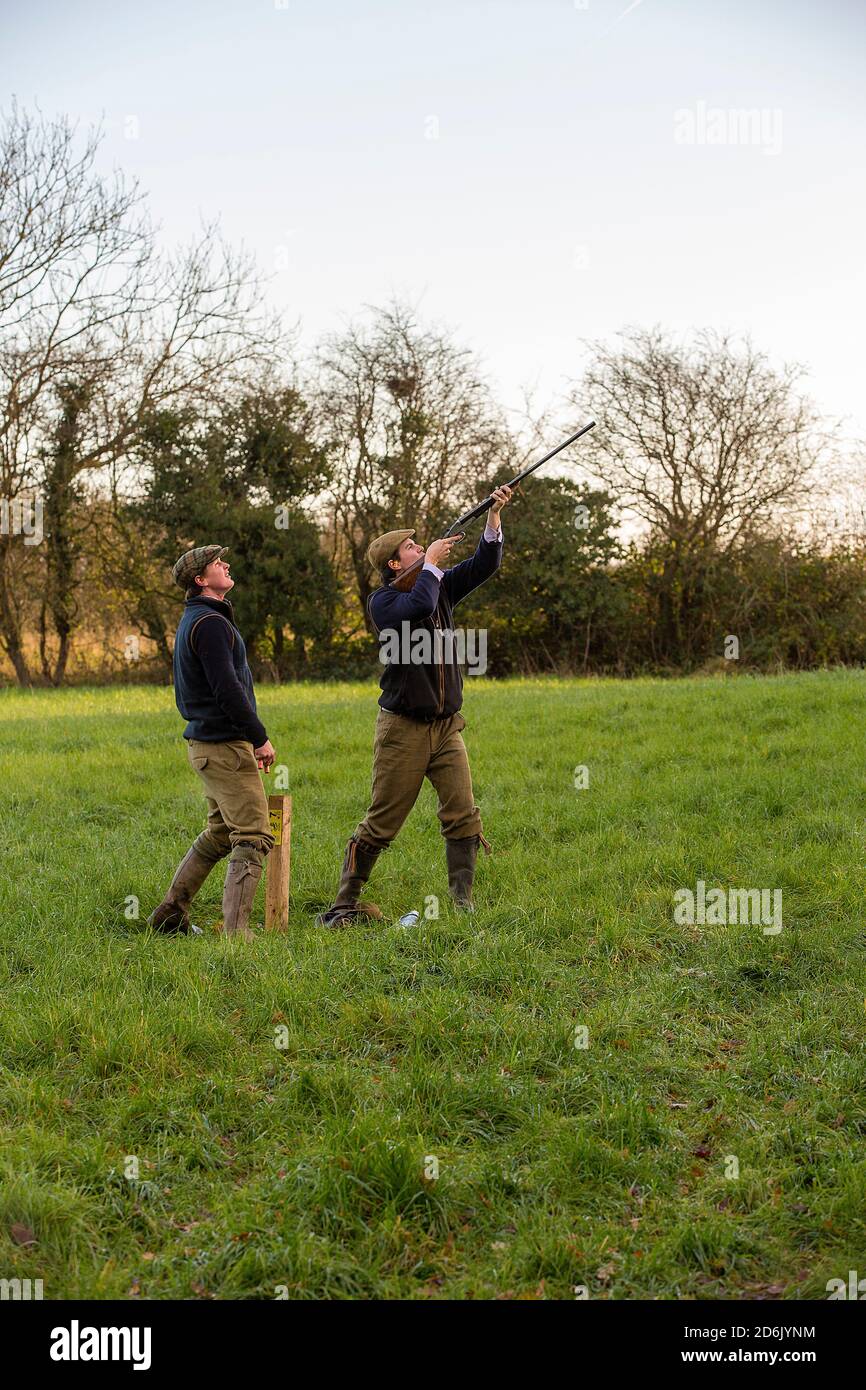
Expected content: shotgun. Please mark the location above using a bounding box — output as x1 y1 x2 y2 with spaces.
391 419 596 591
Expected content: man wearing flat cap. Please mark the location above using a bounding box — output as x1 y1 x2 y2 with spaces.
318 484 512 926
148 545 276 940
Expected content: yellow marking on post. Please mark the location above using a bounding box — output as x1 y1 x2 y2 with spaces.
265 795 291 931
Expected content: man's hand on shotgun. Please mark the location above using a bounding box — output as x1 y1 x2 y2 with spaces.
488 483 513 525
423 483 511 570
425 537 460 568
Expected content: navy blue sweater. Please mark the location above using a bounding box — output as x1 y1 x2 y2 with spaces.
173 596 267 745
368 531 503 719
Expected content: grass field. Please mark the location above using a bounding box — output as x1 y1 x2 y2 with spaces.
0 671 864 1300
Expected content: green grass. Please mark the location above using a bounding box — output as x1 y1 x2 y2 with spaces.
0 671 864 1300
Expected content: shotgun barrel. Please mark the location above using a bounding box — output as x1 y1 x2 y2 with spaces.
443 419 596 537
391 419 596 591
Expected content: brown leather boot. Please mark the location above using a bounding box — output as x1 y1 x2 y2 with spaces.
221 846 263 941
316 836 384 926
148 846 214 935
446 834 491 910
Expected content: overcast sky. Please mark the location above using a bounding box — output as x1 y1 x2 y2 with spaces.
4 0 865 441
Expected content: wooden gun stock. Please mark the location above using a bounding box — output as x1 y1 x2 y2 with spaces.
391 557 424 591
390 531 466 591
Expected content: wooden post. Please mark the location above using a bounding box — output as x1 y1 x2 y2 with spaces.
265 794 292 931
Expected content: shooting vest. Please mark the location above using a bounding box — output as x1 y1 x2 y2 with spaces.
173 596 259 742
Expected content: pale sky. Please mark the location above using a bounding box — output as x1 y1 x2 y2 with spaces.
3 0 865 440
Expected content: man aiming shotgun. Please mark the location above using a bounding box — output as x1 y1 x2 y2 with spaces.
148 546 276 940
317 421 595 926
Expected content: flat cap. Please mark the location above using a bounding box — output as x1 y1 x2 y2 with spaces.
366 529 415 572
171 544 229 589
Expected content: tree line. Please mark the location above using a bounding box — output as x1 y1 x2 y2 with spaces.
1 104 863 687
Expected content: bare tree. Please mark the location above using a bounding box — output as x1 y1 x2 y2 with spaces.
316 301 515 619
84 479 177 675
0 102 280 684
570 326 833 662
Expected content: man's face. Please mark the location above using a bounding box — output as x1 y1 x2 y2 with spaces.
389 537 424 573
197 557 234 595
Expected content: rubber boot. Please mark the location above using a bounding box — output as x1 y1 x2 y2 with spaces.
446 834 491 910
148 846 214 935
221 845 263 941
316 836 384 926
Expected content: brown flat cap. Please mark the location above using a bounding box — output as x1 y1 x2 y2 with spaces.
171 545 229 589
366 528 415 571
